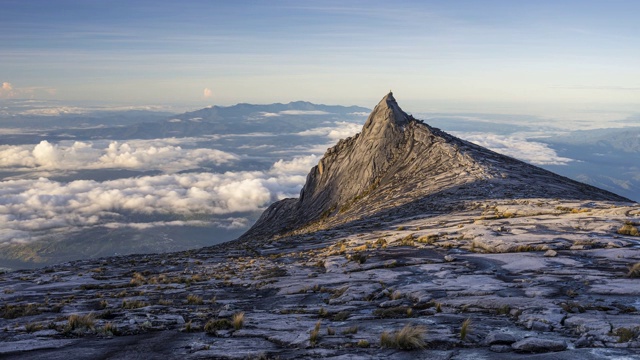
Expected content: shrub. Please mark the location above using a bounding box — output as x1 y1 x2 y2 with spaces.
380 324 426 350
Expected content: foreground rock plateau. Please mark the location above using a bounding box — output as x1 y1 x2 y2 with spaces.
1 94 639 359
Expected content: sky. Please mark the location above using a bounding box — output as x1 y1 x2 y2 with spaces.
1 0 640 118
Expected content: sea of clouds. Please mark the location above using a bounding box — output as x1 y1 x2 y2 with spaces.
0 135 321 245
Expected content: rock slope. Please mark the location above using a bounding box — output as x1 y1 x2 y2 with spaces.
1 199 639 359
243 93 628 240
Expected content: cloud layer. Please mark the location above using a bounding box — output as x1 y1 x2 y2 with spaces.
453 133 573 165
0 155 316 245
0 139 238 173
296 121 361 140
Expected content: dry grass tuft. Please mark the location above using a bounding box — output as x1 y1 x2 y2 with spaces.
186 294 203 305
204 318 231 334
232 312 245 330
627 263 640 278
310 320 321 346
380 324 427 350
618 222 640 236
460 318 471 340
64 313 95 333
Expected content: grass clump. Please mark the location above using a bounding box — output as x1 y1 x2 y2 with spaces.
1 303 42 319
618 222 639 236
204 318 232 334
342 325 358 335
64 313 95 334
310 321 321 346
232 312 245 330
613 327 639 342
460 318 471 340
399 234 415 246
25 322 43 333
100 322 119 336
628 263 640 278
374 306 413 319
417 234 439 244
357 339 370 348
332 311 350 321
380 324 427 350
129 272 147 286
121 300 148 309
186 294 203 305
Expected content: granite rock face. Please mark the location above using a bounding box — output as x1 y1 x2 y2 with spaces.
243 93 628 240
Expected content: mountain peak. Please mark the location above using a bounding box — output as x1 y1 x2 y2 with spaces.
361 92 409 137
242 93 630 240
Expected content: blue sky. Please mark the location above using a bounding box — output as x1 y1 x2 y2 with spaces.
1 0 639 117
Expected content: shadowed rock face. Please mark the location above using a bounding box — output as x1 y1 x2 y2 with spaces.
243 93 630 240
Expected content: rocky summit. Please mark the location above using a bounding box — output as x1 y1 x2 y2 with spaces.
1 94 640 360
243 92 628 240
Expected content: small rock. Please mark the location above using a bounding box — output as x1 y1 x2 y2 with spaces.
485 331 517 346
444 255 456 262
543 250 557 257
512 337 567 353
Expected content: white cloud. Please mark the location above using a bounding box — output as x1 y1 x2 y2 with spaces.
279 110 330 116
0 152 317 245
0 139 238 173
258 110 332 118
453 132 574 166
297 121 361 140
203 88 213 98
19 107 88 116
270 154 318 175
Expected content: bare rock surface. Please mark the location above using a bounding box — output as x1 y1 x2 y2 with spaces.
1 94 639 359
1 199 639 359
